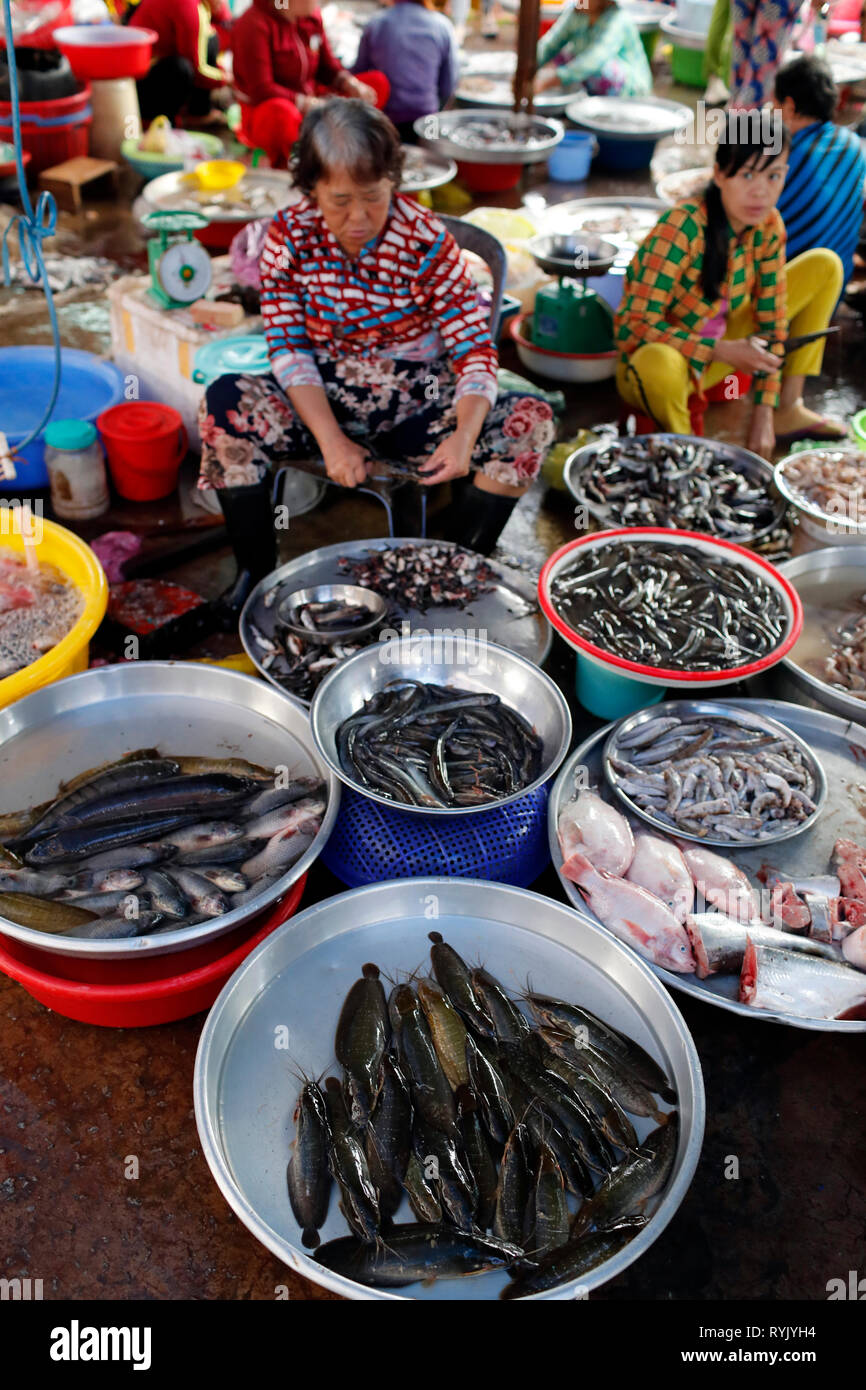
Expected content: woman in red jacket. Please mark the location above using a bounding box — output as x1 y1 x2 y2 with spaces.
232 0 389 168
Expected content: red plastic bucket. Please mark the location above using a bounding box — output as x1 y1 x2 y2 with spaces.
456 159 523 192
0 84 91 174
98 401 188 502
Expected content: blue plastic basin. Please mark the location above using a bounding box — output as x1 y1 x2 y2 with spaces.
0 347 126 490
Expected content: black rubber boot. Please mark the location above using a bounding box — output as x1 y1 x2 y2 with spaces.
440 481 519 556
215 479 277 628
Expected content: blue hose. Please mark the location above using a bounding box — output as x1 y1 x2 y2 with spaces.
1 0 62 455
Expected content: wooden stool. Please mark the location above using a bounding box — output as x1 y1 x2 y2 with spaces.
38 157 120 214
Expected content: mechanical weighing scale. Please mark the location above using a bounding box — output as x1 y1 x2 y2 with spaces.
527 232 619 354
143 209 213 310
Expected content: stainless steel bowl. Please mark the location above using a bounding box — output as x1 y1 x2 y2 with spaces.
310 633 572 816
0 663 339 959
774 447 866 546
414 109 564 165
564 434 785 545
565 94 691 142
602 698 828 847
399 145 457 192
276 585 387 647
527 231 618 279
777 546 866 723
194 876 704 1300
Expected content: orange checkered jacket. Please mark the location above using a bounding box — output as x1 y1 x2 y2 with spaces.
614 199 787 408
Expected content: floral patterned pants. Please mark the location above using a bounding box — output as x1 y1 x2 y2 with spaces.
198 356 556 491
730 0 800 109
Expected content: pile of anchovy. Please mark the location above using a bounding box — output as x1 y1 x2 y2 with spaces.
0 751 325 939
284 598 375 636
578 437 778 540
448 116 552 149
608 713 820 842
337 680 543 808
823 608 866 697
338 545 496 614
551 541 787 671
287 933 678 1295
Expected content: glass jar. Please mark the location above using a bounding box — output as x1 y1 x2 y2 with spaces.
43 420 110 520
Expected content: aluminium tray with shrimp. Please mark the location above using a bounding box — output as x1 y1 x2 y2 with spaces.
548 698 866 1031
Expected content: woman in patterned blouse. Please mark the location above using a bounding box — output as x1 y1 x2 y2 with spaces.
200 100 555 605
614 109 845 459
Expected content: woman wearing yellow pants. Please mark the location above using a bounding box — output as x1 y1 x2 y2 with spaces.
614 112 845 458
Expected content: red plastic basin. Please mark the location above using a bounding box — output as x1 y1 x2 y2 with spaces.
456 159 523 193
52 25 158 81
0 876 306 1027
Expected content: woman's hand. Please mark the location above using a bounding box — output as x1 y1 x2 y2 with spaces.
322 435 369 488
338 73 376 103
535 67 562 92
712 335 781 376
747 404 775 460
418 430 474 485
297 93 323 114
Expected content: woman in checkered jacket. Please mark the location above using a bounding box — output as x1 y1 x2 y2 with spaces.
614 109 845 460
199 100 555 609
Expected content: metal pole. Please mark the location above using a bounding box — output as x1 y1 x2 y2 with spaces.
514 0 541 115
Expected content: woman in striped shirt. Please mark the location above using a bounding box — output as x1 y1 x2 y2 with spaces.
199 101 555 602
614 110 845 458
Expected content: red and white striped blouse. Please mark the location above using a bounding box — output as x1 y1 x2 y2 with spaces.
259 192 499 406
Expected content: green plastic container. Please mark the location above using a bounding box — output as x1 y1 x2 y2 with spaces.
670 42 706 88
851 409 866 449
575 652 666 720
641 29 660 62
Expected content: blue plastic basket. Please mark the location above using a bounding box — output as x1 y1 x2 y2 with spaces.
321 784 552 889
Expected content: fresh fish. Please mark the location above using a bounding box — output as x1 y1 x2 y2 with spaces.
322 1077 380 1243
175 757 272 780
469 967 530 1045
502 1217 649 1299
740 937 866 1020
524 1144 569 1260
63 910 164 940
677 843 760 925
524 994 675 1101
502 1044 614 1175
402 1154 442 1224
69 843 173 873
0 890 97 934
365 1055 412 1220
67 889 151 918
0 846 22 869
315 1223 521 1288
456 1086 499 1230
504 1072 593 1200
842 925 866 971
160 822 245 852
533 1037 639 1153
428 931 493 1037
41 773 259 830
418 978 470 1089
243 798 327 842
540 1030 667 1125
570 1114 678 1237
335 963 390 1129
63 867 144 896
244 779 324 818
557 790 634 876
412 1121 477 1230
25 813 206 864
143 870 190 920
0 867 71 896
196 866 249 893
23 756 182 838
390 983 457 1135
561 851 695 974
492 1122 533 1248
241 829 315 879
164 869 227 918
625 832 694 923
685 911 840 978
465 1034 514 1144
287 1082 332 1250
174 840 253 867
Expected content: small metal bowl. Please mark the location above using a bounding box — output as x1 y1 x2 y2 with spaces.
527 231 618 278
774 448 866 547
777 545 866 722
276 585 388 647
310 633 572 816
601 698 827 847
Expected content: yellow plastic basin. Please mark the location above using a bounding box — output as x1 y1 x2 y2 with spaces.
0 516 108 711
192 159 246 192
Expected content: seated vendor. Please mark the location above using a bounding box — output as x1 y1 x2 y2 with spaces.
352 0 458 143
535 0 652 99
133 0 229 125
231 0 390 170
198 100 555 607
775 54 866 288
614 111 846 459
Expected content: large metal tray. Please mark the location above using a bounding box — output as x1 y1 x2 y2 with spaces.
194 877 704 1301
778 547 866 727
535 196 664 274
565 95 691 143
240 538 552 704
454 75 581 113
137 168 301 223
0 663 339 959
415 110 564 165
548 697 866 1031
563 433 785 545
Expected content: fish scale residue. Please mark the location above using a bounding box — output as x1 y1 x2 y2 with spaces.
0 553 83 680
